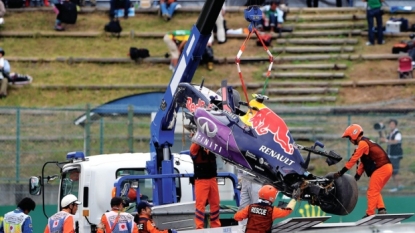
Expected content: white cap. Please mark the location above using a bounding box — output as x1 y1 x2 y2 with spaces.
61 194 82 208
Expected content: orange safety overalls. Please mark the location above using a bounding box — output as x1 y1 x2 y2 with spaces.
345 137 392 216
190 143 221 229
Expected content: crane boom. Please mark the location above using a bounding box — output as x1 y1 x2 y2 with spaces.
147 0 226 205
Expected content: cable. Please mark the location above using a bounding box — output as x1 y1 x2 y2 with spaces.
237 6 274 105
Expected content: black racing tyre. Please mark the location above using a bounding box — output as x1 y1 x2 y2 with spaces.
320 172 358 216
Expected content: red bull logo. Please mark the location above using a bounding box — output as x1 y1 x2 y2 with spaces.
249 107 294 155
186 97 214 113
186 97 206 113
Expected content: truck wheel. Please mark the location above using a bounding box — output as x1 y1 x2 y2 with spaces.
320 172 358 216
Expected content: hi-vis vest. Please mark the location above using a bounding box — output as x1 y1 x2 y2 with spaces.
47 211 73 233
137 217 150 233
103 211 135 233
360 137 391 176
3 210 30 233
246 203 274 233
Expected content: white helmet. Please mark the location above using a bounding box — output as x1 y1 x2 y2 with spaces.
61 194 82 208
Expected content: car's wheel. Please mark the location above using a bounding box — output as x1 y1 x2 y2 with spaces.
320 172 358 215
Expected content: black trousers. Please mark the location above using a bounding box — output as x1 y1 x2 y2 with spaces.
307 0 343 7
306 0 318 7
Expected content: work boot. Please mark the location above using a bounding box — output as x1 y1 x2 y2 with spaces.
378 208 387 214
362 214 370 219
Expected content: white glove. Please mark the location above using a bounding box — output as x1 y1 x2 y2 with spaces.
286 199 297 210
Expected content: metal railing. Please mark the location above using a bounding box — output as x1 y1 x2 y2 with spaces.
1 106 414 194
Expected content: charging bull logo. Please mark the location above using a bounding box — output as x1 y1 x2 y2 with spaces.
249 107 294 155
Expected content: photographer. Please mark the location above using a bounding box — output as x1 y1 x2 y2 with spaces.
380 119 404 192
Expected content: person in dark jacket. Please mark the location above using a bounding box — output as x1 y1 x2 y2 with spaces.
54 0 78 31
109 0 131 19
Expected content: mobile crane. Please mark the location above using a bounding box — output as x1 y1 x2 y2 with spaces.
27 1 414 232
27 2 240 232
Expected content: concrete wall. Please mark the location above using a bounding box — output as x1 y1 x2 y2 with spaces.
0 183 59 206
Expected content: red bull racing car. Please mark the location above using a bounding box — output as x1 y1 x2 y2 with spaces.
173 81 358 216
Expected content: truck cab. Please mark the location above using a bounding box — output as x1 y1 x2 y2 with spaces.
30 152 237 233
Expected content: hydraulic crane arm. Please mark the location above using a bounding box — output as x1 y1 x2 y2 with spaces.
147 0 226 205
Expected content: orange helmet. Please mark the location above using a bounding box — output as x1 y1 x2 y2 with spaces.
128 188 137 200
342 124 363 141
258 185 278 203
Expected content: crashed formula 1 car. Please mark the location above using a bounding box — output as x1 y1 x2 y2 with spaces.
172 81 358 216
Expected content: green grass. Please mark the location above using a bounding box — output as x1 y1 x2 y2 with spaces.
4 62 263 106
2 11 252 32
13 63 172 84
1 10 412 108
3 36 269 58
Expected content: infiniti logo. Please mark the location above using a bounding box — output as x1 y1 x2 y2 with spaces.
196 117 218 138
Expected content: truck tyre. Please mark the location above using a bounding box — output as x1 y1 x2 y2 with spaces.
320 172 358 215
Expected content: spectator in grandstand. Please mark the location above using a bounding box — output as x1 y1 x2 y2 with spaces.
213 3 227 44
159 0 181 21
306 0 318 7
258 1 284 34
110 0 131 19
244 0 265 5
25 0 48 7
164 29 215 72
0 0 5 25
164 29 189 72
380 119 404 192
336 0 355 7
364 0 384 46
0 47 10 98
54 0 78 31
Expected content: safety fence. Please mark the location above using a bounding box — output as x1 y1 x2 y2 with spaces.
1 106 414 193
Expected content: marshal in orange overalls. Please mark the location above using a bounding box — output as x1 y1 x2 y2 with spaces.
234 185 296 233
190 143 221 229
336 124 392 217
